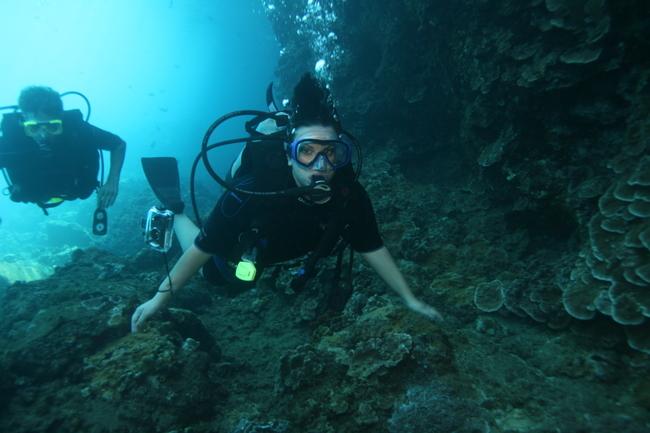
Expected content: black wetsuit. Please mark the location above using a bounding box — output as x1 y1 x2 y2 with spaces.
195 173 383 286
0 111 124 204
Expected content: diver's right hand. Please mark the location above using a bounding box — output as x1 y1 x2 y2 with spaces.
131 294 169 333
405 297 444 322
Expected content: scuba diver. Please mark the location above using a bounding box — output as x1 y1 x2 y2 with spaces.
0 86 126 232
131 73 442 332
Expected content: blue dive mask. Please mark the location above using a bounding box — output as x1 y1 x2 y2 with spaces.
288 133 353 171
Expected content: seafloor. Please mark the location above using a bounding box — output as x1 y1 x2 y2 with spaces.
1 1 650 432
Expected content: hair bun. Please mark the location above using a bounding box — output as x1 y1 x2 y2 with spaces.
290 73 340 131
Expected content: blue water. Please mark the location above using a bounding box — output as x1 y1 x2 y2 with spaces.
0 0 278 251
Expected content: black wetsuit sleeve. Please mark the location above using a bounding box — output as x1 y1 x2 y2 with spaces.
194 190 252 258
86 123 125 151
345 184 384 253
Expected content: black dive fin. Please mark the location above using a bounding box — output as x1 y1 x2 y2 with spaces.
141 157 184 213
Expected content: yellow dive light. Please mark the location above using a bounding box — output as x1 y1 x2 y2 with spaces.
45 197 65 205
235 260 257 281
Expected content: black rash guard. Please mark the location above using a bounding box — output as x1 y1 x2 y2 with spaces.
195 175 383 283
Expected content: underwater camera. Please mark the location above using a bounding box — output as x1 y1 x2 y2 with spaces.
143 206 174 252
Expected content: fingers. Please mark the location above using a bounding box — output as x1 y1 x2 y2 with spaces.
97 189 107 209
131 306 143 333
428 307 444 322
97 187 117 209
420 304 443 322
408 299 444 322
105 190 117 208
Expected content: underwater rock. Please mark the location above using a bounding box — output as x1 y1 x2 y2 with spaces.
164 307 220 358
0 365 15 409
83 325 224 426
277 344 329 392
0 248 227 432
315 300 419 379
388 381 486 433
272 294 453 431
230 419 289 433
478 126 517 167
341 332 413 379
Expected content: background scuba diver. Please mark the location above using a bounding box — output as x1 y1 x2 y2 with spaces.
131 73 442 333
0 86 126 213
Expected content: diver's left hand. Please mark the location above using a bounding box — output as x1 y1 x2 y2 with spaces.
405 297 444 322
98 179 119 208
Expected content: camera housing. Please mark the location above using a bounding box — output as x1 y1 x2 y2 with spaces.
143 206 174 252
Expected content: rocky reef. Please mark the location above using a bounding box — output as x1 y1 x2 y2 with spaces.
1 248 649 432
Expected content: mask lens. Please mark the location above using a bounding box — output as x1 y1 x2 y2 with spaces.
23 119 63 137
22 121 39 137
294 138 351 169
296 141 320 166
45 119 63 135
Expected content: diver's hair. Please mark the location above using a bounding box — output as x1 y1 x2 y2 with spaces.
18 86 63 116
290 73 341 134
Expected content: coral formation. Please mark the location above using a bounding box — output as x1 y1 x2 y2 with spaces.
560 150 650 350
474 280 506 312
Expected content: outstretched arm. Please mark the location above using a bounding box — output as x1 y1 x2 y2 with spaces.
360 246 443 321
97 140 126 208
131 244 211 332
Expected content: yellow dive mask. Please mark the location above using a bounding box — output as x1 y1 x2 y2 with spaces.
23 119 63 137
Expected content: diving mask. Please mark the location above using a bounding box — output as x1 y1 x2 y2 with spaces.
289 134 352 171
23 119 63 137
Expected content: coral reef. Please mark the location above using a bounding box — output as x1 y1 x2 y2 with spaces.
0 244 648 432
